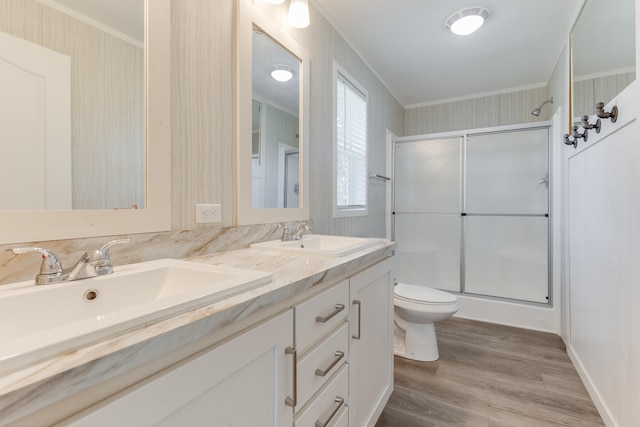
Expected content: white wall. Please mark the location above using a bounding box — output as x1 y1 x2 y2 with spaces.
404 86 551 135
559 1 640 424
564 81 639 427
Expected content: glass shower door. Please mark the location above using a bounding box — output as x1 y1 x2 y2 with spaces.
393 137 462 292
464 128 549 303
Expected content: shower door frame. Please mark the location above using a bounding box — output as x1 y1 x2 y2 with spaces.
392 121 553 307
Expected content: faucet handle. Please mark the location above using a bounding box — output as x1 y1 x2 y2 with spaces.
11 247 64 282
89 239 130 274
277 223 291 241
98 239 130 254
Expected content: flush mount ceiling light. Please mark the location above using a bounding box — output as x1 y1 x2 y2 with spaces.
269 65 294 82
288 0 310 29
446 7 490 36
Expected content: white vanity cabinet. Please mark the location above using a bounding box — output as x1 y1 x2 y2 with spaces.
53 257 393 427
292 257 393 427
349 258 394 427
59 310 295 427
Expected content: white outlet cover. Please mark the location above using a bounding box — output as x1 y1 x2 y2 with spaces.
196 204 221 223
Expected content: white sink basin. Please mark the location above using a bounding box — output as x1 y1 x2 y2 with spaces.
251 234 383 257
0 259 272 374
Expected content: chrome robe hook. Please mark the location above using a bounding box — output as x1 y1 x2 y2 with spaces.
595 102 618 123
563 125 587 149
581 115 601 134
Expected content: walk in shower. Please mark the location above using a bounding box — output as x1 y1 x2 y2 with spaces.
393 125 550 304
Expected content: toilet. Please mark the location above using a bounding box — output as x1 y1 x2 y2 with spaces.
394 283 459 362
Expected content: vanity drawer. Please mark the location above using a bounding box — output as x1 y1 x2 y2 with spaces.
295 364 349 427
294 280 349 354
296 322 349 408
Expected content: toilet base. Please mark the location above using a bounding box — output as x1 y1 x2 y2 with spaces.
394 319 440 362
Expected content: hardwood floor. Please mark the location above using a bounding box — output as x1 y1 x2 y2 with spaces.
376 317 604 427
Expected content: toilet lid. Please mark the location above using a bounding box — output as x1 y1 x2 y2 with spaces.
394 283 457 304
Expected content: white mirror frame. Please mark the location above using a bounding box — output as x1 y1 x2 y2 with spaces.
236 0 310 225
0 0 171 244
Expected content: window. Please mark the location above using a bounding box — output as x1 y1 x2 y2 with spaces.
334 64 368 217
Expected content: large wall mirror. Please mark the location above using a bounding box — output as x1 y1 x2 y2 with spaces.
0 0 170 244
571 0 635 122
237 0 310 225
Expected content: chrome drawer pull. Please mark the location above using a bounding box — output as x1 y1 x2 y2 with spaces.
285 347 297 407
315 351 345 377
352 300 362 340
316 304 345 323
315 397 345 427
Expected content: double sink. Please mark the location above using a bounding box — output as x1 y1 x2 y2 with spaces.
0 234 383 374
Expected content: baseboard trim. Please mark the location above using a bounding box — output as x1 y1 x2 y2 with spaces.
453 295 560 334
564 340 616 427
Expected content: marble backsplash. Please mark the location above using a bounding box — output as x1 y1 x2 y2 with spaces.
0 222 301 285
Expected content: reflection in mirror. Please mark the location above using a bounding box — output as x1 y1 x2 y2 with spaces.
572 0 635 120
237 0 309 226
251 26 300 209
0 0 170 244
0 0 145 210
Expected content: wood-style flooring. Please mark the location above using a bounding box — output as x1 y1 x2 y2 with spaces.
376 317 604 427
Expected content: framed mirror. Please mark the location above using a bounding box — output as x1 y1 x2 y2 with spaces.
0 0 170 244
237 0 310 225
571 0 635 123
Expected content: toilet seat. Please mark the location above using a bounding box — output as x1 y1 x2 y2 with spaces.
394 283 457 305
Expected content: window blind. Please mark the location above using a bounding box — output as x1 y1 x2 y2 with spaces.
336 73 367 211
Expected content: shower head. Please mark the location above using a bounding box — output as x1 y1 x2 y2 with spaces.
531 97 554 116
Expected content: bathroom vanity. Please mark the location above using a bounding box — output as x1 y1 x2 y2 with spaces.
0 238 394 427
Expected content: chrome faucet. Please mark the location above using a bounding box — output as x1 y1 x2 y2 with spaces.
11 239 129 285
277 222 311 241
291 222 311 240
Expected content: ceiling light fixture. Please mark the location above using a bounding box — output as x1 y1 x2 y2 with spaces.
446 7 490 36
269 65 294 82
288 0 310 29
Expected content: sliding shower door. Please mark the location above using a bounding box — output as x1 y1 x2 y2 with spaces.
464 129 549 302
394 137 462 292
393 127 550 304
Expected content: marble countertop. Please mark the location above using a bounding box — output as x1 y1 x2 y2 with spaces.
0 239 394 423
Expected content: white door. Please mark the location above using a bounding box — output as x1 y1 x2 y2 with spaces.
0 31 71 210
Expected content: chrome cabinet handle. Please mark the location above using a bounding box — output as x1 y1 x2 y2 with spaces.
316 304 345 323
315 351 345 377
352 300 362 340
285 347 297 407
315 397 345 427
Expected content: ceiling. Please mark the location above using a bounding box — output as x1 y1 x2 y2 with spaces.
313 0 584 108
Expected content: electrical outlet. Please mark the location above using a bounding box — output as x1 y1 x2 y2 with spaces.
196 204 221 223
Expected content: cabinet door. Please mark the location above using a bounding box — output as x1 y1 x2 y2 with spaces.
59 310 294 427
349 258 394 427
